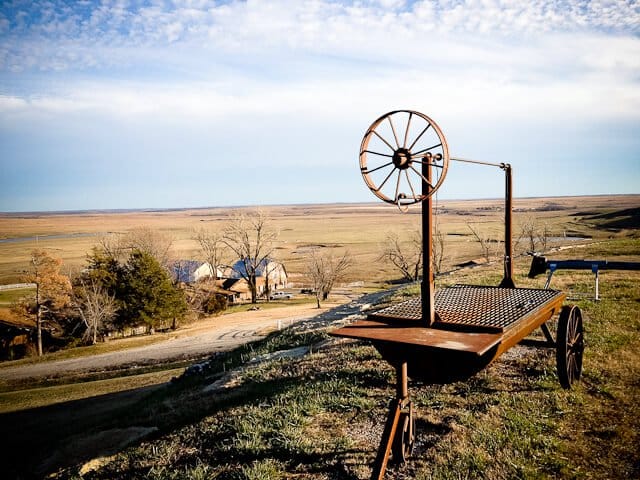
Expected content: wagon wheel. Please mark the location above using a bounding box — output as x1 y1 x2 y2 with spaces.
556 305 584 389
392 406 415 463
360 110 450 207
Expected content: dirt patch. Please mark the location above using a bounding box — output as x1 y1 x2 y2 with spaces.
0 302 342 384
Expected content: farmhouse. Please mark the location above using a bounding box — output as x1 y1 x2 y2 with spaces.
220 277 266 302
226 258 288 290
172 260 224 283
172 258 288 302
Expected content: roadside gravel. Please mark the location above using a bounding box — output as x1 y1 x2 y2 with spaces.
0 303 334 382
0 287 402 383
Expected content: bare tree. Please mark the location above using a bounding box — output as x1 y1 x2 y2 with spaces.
97 233 126 263
520 216 538 254
433 220 447 275
379 222 447 280
73 277 117 344
223 210 278 303
306 249 351 308
263 257 283 302
379 229 423 282
21 250 72 356
539 223 550 254
193 228 227 282
97 227 173 268
520 215 551 254
123 226 173 267
467 223 493 263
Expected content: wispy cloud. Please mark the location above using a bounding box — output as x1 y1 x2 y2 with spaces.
0 1 638 211
2 1 639 72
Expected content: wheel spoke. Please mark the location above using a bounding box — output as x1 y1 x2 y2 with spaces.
403 112 413 148
568 358 575 382
409 165 434 190
359 110 449 206
363 150 394 158
362 161 393 174
405 170 418 201
569 315 577 339
372 130 396 152
413 143 442 156
408 123 431 151
374 167 397 192
387 116 401 149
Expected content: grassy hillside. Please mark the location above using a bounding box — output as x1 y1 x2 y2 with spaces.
1 237 637 479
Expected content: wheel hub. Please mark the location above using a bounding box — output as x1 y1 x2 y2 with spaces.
392 148 412 170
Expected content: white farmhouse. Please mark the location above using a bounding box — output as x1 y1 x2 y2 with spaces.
172 260 224 283
226 258 288 290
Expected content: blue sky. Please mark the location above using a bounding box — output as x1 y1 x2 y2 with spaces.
0 0 638 212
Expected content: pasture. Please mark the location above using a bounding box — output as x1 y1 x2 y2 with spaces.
0 195 638 478
1 195 638 287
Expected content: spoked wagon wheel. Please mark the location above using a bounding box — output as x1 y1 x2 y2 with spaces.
392 406 415 463
556 305 584 389
360 110 449 207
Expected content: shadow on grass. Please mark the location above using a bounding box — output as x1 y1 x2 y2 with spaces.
0 382 167 479
0 355 385 479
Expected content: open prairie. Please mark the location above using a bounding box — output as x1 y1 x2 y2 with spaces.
1 195 638 286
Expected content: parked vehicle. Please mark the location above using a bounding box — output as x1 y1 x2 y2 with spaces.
269 291 293 300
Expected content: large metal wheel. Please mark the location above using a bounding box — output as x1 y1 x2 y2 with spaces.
391 406 415 463
360 110 449 207
556 305 584 389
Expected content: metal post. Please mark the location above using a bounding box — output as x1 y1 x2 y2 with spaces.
421 155 435 326
371 361 409 480
499 164 515 288
592 264 600 301
397 361 408 399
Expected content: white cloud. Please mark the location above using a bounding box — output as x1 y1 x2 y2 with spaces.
0 0 638 211
1 0 639 73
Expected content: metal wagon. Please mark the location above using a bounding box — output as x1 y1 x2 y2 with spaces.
330 110 584 479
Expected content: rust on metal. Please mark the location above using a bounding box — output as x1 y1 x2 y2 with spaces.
369 285 564 332
332 318 503 356
499 163 515 287
359 110 450 207
331 110 581 480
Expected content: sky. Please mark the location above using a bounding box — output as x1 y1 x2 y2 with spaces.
0 0 638 212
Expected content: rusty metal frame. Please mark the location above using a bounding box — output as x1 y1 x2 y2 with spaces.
331 112 581 480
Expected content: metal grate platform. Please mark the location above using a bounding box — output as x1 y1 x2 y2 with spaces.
369 285 564 332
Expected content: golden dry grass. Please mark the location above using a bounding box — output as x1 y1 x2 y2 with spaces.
1 195 638 287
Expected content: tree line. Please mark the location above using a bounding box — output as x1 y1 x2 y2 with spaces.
11 208 555 357
12 210 352 356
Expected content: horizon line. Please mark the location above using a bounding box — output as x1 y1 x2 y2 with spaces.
1 193 638 216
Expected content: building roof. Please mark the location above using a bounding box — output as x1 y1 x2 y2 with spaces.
229 258 282 278
172 260 201 283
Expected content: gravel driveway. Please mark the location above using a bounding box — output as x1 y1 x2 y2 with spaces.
0 287 402 383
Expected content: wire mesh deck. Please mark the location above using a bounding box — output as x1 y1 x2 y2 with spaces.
369 285 565 332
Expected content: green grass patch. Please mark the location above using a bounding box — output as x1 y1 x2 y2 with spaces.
6 236 640 480
0 368 183 413
0 287 34 305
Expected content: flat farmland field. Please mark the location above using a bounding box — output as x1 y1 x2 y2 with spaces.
0 194 638 286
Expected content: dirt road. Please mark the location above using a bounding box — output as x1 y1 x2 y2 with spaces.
0 302 340 383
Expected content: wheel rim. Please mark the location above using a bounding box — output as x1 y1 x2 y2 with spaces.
360 110 449 207
392 410 415 463
567 308 584 383
556 306 584 389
